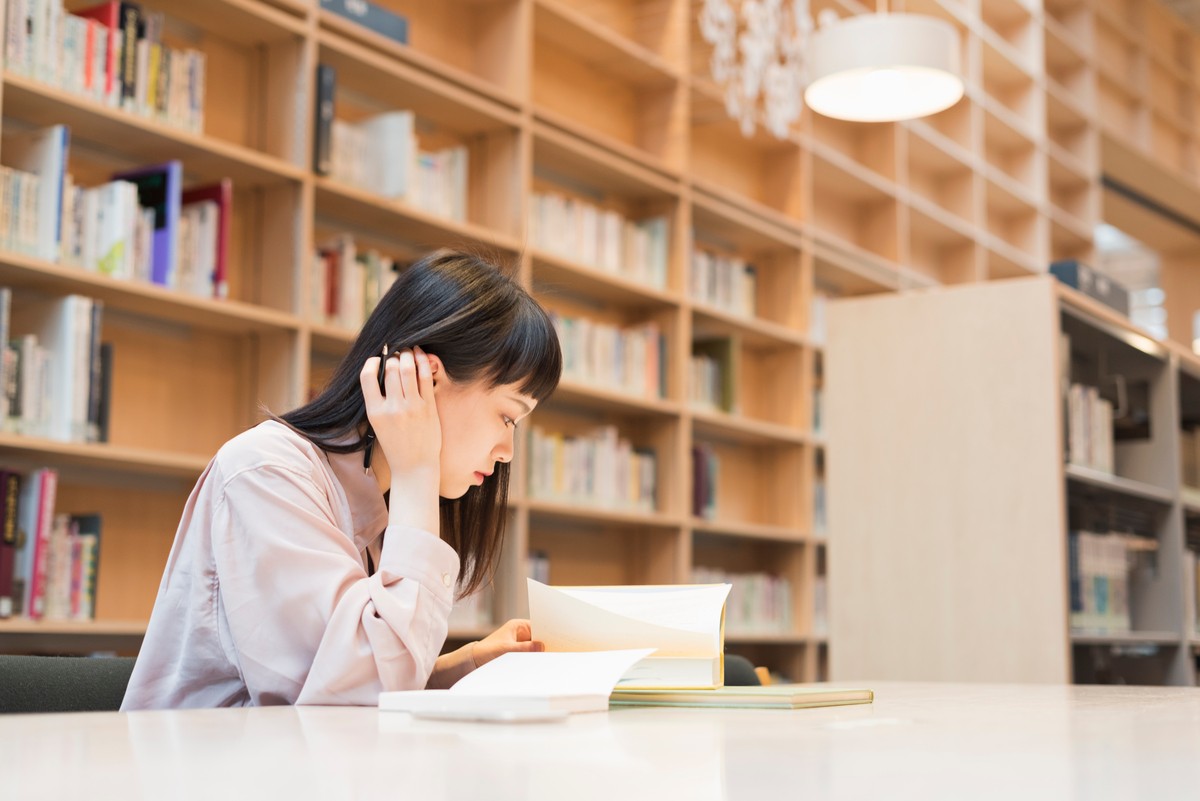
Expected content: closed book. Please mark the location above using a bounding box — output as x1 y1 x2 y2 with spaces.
320 0 408 45
112 160 182 287
181 180 232 298
609 684 874 710
73 1 121 103
313 64 336 176
0 125 70 263
0 470 21 618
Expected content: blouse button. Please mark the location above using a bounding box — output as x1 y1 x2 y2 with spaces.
442 573 452 588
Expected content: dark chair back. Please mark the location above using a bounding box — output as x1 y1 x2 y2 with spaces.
0 655 136 713
723 653 762 686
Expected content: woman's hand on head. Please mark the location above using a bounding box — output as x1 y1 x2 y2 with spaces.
471 619 545 669
360 346 441 481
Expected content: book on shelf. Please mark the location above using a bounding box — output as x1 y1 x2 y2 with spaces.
380 649 653 719
530 191 668 289
0 469 21 618
528 578 733 689
691 566 792 635
609 684 873 710
313 63 336 176
320 0 409 46
0 124 70 263
112 160 182 288
551 313 665 399
13 467 57 619
527 424 657 512
7 1 207 132
690 246 757 317
690 336 739 414
691 442 718 520
312 234 400 330
1066 382 1114 473
9 293 104 443
181 180 232 299
1067 530 1159 634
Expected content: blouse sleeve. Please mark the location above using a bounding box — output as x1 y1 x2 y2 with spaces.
210 462 459 706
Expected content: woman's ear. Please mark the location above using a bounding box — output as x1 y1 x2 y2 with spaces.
426 352 444 385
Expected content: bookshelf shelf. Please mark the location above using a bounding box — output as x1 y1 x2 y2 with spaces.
0 252 302 335
811 154 901 266
1070 631 1183 646
0 433 208 481
691 518 808 544
148 0 309 42
2 74 304 186
551 379 681 418
525 499 684 532
1181 488 1200 516
907 127 979 226
313 179 523 255
690 303 808 349
908 201 981 284
533 0 682 85
531 249 678 309
691 411 809 447
1065 464 1177 506
318 1 529 106
0 617 146 639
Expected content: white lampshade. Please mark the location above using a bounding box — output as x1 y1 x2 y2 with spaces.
804 13 964 123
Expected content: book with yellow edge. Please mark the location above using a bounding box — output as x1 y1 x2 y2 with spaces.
527 579 732 690
609 684 874 710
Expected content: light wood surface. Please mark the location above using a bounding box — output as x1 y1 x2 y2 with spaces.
5 682 1200 800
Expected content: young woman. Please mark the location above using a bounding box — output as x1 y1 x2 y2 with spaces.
122 251 563 708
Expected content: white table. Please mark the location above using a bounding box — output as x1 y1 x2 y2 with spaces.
3 682 1200 800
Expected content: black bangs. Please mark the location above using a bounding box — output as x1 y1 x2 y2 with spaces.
486 292 563 403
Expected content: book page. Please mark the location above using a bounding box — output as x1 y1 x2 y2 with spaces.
449 649 655 697
528 580 730 657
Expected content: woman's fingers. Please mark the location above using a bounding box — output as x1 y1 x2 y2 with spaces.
360 356 383 403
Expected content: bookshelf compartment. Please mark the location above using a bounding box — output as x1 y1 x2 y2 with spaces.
811 155 900 265
1061 308 1173 490
913 91 976 154
809 116 898 184
691 197 804 332
1096 75 1145 148
1043 22 1094 109
1044 0 1093 48
527 403 681 515
537 0 685 77
1147 61 1192 130
1148 112 1194 177
689 334 806 430
979 0 1041 77
692 533 807 636
53 480 189 624
531 129 678 294
984 178 1042 271
1046 88 1096 171
1180 367 1200 497
1047 156 1095 230
1145 2 1193 77
907 127 978 226
1072 642 1186 685
981 39 1043 135
983 105 1042 200
526 512 684 587
689 86 806 222
1048 215 1094 264
316 37 524 238
533 17 685 173
317 0 528 101
690 432 807 530
908 204 980 285
1094 17 1145 95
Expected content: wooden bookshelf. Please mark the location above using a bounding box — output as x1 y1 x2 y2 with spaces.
828 276 1198 686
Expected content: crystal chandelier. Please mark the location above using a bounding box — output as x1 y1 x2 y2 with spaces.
699 0 964 137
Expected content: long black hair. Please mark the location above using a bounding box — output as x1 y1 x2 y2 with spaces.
280 250 562 596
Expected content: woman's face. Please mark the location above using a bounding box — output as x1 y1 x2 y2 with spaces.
434 376 538 498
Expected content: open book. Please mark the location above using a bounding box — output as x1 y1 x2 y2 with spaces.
379 649 653 720
527 579 732 689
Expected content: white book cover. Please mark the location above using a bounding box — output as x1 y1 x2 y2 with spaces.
1 124 69 263
9 294 91 441
360 110 413 199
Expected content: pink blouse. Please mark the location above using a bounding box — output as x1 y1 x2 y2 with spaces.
121 420 460 709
